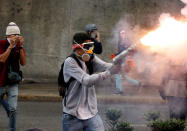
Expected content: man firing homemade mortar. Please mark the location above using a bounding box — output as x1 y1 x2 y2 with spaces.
58 31 141 131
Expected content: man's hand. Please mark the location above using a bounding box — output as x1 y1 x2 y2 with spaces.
90 31 100 42
108 64 121 75
9 35 17 47
101 71 110 80
18 36 24 46
90 31 97 39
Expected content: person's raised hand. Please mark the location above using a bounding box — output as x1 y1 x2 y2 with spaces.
9 35 17 47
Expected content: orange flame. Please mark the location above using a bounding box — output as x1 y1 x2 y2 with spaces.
110 53 116 59
140 15 187 53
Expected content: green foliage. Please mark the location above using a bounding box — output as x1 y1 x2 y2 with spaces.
115 120 134 131
144 111 160 121
105 108 121 122
105 108 121 131
148 118 186 131
105 108 134 131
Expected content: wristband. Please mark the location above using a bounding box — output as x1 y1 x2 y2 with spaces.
8 47 13 50
19 46 23 49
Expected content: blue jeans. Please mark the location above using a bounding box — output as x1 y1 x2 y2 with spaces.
0 84 18 131
115 74 122 92
62 113 104 131
0 94 9 114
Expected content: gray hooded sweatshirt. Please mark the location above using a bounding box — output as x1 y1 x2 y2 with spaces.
63 55 112 120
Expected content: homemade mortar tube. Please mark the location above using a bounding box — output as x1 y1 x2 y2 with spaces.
112 43 137 64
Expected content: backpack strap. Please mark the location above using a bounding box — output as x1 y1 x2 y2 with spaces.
85 61 93 75
64 53 82 106
69 53 82 69
65 53 82 87
64 53 92 88
70 53 94 75
85 54 94 75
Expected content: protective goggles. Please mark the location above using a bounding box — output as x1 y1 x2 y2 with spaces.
72 41 94 51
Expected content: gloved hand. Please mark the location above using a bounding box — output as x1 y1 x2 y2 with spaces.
108 64 121 75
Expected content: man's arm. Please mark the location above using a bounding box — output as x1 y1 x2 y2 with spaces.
93 39 102 54
64 57 110 87
18 36 26 66
92 31 102 54
0 36 17 63
19 48 26 66
92 55 112 72
0 45 13 63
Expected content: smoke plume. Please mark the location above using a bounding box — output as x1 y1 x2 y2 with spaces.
181 0 187 17
111 1 187 88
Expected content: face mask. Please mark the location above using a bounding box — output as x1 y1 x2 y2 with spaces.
73 41 94 61
80 46 94 61
81 53 91 62
75 51 92 62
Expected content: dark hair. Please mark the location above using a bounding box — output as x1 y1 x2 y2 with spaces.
72 32 90 45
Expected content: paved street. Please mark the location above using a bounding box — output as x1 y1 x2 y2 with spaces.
0 102 62 131
1 101 186 131
0 83 186 131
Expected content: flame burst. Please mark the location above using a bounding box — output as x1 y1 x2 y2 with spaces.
141 14 187 53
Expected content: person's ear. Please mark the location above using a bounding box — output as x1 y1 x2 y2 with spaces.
75 49 79 55
76 48 83 55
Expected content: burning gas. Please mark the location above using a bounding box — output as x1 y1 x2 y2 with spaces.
140 13 187 63
141 14 187 51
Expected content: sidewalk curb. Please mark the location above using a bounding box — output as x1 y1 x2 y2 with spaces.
18 94 167 104
18 95 62 102
97 95 167 104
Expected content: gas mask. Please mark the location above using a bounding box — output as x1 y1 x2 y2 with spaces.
73 41 94 62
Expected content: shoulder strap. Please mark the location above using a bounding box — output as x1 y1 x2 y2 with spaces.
66 53 82 84
70 53 94 75
85 54 94 75
69 53 82 68
85 61 93 75
63 53 82 106
65 53 82 85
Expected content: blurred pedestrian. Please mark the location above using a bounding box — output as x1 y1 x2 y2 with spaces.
159 63 187 120
114 29 140 94
85 24 103 74
0 22 26 131
85 24 102 54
